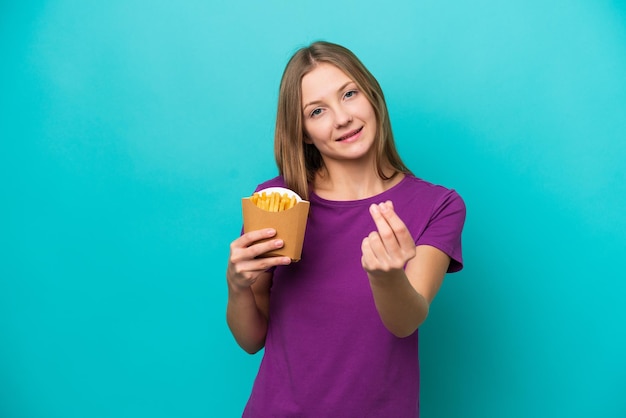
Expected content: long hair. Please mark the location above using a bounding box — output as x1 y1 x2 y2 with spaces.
274 41 411 199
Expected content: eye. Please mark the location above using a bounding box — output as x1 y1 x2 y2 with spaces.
344 90 357 99
310 108 323 118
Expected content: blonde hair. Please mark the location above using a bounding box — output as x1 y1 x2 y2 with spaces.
274 41 411 199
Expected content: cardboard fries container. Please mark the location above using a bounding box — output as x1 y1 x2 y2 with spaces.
241 197 310 261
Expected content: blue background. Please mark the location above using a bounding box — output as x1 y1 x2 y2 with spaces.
2 1 625 417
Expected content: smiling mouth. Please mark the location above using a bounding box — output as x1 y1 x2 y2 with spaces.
336 127 363 141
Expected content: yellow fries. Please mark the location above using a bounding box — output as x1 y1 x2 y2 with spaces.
251 191 297 212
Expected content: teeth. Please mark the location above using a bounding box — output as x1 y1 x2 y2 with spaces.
338 128 361 141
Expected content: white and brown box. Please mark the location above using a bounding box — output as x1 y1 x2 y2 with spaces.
241 192 310 262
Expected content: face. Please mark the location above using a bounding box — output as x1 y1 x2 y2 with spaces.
301 63 377 165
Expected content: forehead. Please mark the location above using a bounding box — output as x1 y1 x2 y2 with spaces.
301 63 354 103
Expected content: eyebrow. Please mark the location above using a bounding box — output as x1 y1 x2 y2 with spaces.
303 81 355 110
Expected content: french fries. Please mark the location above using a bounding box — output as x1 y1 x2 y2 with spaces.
250 191 298 212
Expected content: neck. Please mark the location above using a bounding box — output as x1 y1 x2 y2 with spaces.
312 159 401 201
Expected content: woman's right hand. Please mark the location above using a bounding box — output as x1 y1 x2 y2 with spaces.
227 228 292 290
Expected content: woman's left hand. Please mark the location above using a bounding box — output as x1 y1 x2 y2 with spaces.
361 200 416 279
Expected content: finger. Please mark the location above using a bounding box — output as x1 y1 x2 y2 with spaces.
231 228 277 259
231 235 286 263
369 203 401 252
366 231 387 260
361 237 372 270
361 235 380 271
377 201 415 249
234 255 291 277
362 232 389 269
228 255 290 289
234 228 277 248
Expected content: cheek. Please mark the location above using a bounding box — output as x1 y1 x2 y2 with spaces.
363 104 377 122
303 122 328 143
302 122 313 144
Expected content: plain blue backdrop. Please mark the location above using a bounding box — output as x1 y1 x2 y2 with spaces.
2 1 625 417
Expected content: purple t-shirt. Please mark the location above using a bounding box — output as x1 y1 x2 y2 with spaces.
242 174 465 417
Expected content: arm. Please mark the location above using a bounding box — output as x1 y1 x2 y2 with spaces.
361 201 450 338
226 228 291 353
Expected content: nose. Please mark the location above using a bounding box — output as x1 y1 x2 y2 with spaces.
333 107 352 128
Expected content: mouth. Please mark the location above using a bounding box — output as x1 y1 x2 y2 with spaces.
336 127 363 142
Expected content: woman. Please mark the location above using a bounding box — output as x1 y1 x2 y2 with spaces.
226 41 465 417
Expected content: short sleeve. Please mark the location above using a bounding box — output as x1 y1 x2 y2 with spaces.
416 190 466 273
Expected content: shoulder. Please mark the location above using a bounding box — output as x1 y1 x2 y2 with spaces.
394 174 466 231
399 174 465 206
399 175 466 272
